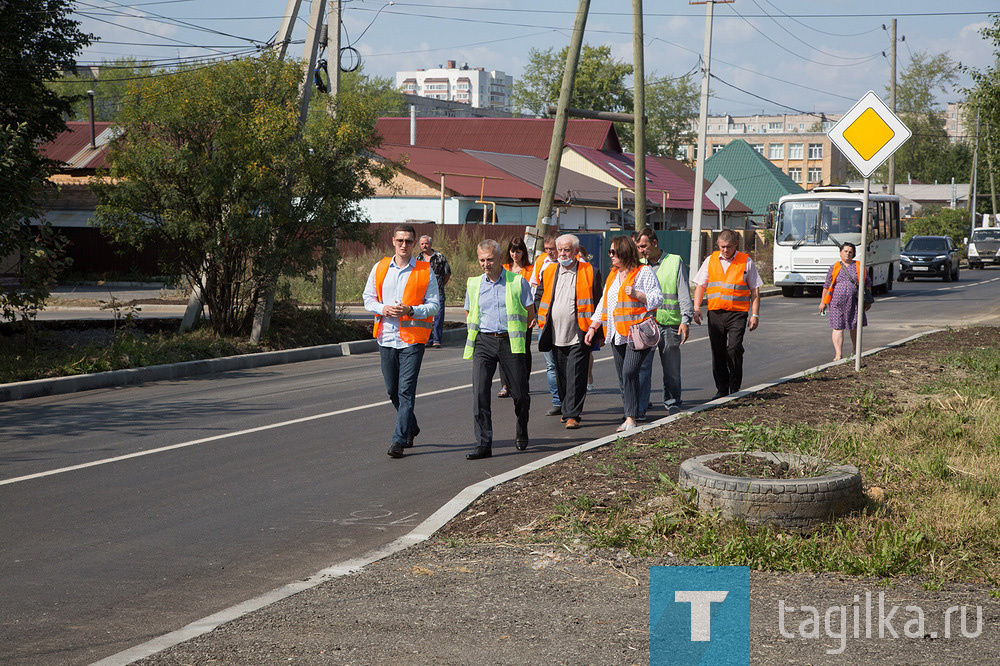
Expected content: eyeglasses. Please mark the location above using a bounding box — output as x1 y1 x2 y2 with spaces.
394 238 415 245
608 249 617 256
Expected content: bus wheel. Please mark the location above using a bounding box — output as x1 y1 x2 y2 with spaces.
781 286 796 297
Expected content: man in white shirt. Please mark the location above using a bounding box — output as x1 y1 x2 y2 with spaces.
362 224 440 458
692 229 762 399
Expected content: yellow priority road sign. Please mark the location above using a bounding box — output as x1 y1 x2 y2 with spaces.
828 91 911 178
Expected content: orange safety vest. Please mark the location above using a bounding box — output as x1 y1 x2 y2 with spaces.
603 266 648 335
536 261 596 333
821 260 863 306
706 251 751 312
503 263 534 283
372 257 434 344
531 254 551 285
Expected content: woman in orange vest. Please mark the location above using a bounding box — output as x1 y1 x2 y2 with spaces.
585 236 663 432
498 237 536 397
818 242 871 361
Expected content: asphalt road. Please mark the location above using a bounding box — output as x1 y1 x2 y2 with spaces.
2 269 999 665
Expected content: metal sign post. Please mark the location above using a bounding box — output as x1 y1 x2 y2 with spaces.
827 91 911 371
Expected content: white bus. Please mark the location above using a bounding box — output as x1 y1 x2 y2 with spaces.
772 186 901 297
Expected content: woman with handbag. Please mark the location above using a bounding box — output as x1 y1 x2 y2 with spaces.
818 242 872 361
585 236 663 432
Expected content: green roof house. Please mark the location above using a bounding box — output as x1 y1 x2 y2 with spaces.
703 139 805 224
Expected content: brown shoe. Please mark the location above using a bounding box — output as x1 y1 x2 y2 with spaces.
564 418 581 429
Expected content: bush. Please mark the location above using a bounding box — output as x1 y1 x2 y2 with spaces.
903 206 970 250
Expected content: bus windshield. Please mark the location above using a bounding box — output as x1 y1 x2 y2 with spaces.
777 200 863 246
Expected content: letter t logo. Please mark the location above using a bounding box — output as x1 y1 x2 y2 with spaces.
675 591 729 641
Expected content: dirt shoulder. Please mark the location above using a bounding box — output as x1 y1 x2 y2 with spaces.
139 328 1000 666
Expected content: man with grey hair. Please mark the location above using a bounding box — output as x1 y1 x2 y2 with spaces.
419 234 451 347
535 233 603 429
463 239 534 459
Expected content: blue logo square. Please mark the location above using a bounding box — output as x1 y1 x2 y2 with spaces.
650 566 751 665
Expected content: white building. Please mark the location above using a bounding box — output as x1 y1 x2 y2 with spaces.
396 60 513 112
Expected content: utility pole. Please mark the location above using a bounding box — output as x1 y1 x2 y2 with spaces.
320 0 342 321
887 19 897 195
632 0 646 232
533 0 591 256
970 107 981 235
688 1 732 272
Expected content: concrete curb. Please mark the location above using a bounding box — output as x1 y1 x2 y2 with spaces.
0 326 469 403
92 326 943 666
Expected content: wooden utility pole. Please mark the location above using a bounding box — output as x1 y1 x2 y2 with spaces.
533 0 591 255
688 1 732 271
887 19 897 195
632 0 646 231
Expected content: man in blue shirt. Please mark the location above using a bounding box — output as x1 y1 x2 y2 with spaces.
363 224 440 458
463 240 535 460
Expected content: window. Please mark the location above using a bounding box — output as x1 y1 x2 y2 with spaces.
768 144 784 160
808 167 823 183
677 145 690 160
768 122 782 131
808 143 823 159
799 123 805 130
788 167 802 182
751 143 764 154
789 143 803 159
712 143 725 154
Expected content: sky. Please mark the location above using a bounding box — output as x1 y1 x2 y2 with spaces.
70 0 999 118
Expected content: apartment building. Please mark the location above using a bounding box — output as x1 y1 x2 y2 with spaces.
680 112 847 190
944 102 970 143
396 60 513 112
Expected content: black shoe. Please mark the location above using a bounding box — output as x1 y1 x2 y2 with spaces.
466 446 492 460
710 391 729 400
515 438 528 451
546 406 562 416
404 425 420 448
387 443 405 458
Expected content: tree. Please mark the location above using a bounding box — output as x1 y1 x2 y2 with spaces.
964 16 1000 219
0 0 93 322
510 44 633 117
94 54 398 337
872 50 970 184
644 73 699 158
903 206 970 249
48 57 156 121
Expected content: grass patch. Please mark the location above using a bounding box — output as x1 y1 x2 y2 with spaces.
0 301 372 384
537 340 1000 585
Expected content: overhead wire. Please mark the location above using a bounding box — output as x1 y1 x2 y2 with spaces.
758 0 882 37
747 0 879 60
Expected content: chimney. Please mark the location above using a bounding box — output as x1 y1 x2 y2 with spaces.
87 90 96 149
410 105 417 146
447 60 456 69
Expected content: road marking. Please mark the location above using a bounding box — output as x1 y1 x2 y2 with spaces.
1 335 711 487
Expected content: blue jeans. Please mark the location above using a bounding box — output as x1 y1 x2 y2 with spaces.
379 344 425 446
430 287 445 344
637 324 683 416
542 349 561 406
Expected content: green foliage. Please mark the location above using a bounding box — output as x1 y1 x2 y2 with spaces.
903 206 971 248
47 57 154 121
964 16 1000 219
644 73 699 158
510 44 633 118
94 54 398 336
0 0 92 323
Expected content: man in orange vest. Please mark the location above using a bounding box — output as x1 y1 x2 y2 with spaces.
692 229 762 400
529 231 563 416
535 233 603 429
363 224 440 458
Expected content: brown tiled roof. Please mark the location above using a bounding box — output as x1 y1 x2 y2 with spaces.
375 117 622 158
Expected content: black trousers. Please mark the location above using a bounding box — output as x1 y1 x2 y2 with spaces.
707 309 749 394
498 327 533 387
552 343 590 420
472 333 530 449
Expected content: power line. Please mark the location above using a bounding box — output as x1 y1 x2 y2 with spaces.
748 0 880 60
758 0 882 37
78 0 266 45
709 73 827 118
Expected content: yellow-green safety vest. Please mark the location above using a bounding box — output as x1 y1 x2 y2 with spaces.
654 253 682 326
464 271 528 359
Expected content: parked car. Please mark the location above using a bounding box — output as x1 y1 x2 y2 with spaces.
898 235 960 282
967 227 1000 269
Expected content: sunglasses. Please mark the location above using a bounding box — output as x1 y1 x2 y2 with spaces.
608 249 617 256
394 238 415 245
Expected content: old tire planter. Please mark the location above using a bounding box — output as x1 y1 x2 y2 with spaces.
678 451 864 531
